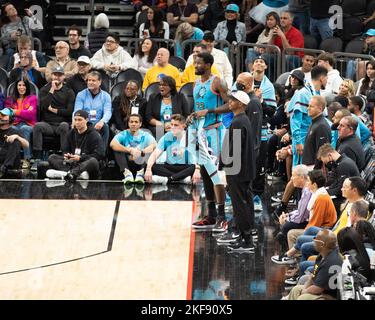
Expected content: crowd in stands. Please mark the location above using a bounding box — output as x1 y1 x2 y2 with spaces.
1 0 375 300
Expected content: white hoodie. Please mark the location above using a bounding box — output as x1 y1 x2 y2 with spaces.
91 44 136 72
321 69 343 97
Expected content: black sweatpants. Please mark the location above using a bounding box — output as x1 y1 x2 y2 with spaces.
48 154 100 178
227 176 254 235
253 140 267 195
152 163 195 181
0 140 21 169
114 151 145 176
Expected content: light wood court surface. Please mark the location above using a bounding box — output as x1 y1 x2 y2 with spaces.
0 200 193 299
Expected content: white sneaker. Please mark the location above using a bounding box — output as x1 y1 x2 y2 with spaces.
123 170 134 184
78 171 89 180
46 169 68 179
134 170 145 184
152 175 168 185
181 176 191 184
45 179 66 188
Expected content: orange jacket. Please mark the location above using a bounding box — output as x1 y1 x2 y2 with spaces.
306 194 337 229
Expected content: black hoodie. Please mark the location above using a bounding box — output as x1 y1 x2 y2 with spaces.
62 123 105 162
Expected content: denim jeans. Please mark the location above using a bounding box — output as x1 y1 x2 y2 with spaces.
301 241 317 261
294 235 314 251
13 122 33 159
310 18 333 42
299 260 315 277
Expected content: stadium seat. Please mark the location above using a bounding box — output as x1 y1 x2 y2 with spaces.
7 81 39 97
114 68 143 87
169 56 186 72
345 39 365 54
0 67 8 92
276 72 290 85
303 35 318 49
0 55 9 70
319 37 343 53
179 82 194 114
144 82 160 101
0 83 5 95
110 81 126 101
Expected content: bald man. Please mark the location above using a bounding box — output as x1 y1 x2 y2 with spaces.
288 229 342 300
45 41 78 82
142 48 181 91
302 95 331 167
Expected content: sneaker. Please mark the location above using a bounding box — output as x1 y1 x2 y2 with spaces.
151 184 168 194
192 216 216 229
181 176 191 184
271 254 297 265
30 159 40 172
212 219 228 233
64 171 77 182
45 179 66 188
21 159 30 169
78 171 89 180
46 169 67 179
253 195 263 212
134 172 145 184
124 184 134 197
271 193 283 203
216 231 241 244
78 180 89 189
251 228 258 240
227 238 255 252
284 276 300 286
152 175 168 185
123 171 134 184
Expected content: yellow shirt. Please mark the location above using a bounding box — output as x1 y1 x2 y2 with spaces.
181 64 221 86
142 64 181 91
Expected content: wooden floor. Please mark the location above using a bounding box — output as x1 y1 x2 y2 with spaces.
0 200 194 299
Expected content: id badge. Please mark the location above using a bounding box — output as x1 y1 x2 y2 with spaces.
89 109 97 122
74 148 81 155
131 106 139 114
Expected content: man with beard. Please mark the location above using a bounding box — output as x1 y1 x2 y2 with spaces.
189 52 229 231
0 108 29 178
46 110 104 181
67 25 92 60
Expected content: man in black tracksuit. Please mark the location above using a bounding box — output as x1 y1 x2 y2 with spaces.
47 110 105 181
221 90 256 252
317 143 360 216
336 116 366 171
302 96 331 167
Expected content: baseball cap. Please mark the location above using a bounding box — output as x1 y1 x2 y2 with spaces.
77 56 91 64
364 29 375 37
0 108 14 116
252 55 267 65
74 109 89 119
230 90 250 105
290 69 305 83
225 4 239 13
51 65 65 74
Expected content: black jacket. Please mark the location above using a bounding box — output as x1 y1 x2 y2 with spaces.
326 155 360 198
9 68 46 89
69 45 93 60
62 123 105 162
336 134 366 171
246 92 262 156
39 83 75 124
221 112 256 182
87 28 109 55
111 95 147 131
303 114 331 166
145 92 191 127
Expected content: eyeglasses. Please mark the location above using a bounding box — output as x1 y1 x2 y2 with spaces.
106 39 117 44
